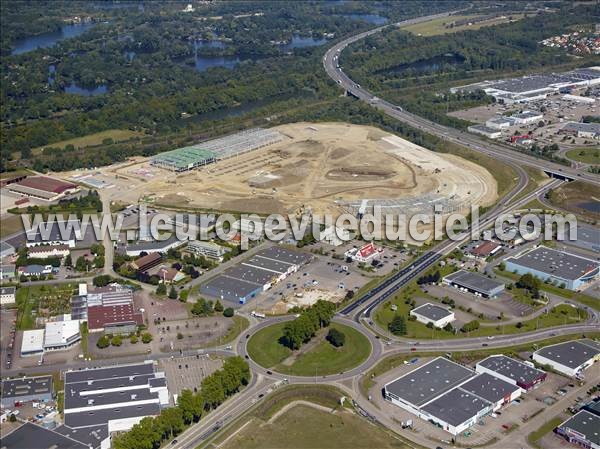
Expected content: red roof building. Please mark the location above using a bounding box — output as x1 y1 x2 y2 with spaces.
131 252 162 272
344 242 382 263
469 241 501 258
8 176 78 201
87 303 143 333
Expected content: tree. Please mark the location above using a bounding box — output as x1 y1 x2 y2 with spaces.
388 315 407 336
168 285 178 300
141 332 153 344
111 335 123 346
9 413 17 422
191 298 213 316
326 328 346 347
178 389 203 424
75 256 90 272
461 320 480 333
443 322 454 332
156 407 184 440
223 307 234 317
214 300 224 312
64 253 72 267
156 283 167 295
130 334 138 344
97 335 110 348
177 332 183 340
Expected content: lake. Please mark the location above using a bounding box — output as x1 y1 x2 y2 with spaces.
65 83 108 96
11 22 97 55
280 35 328 50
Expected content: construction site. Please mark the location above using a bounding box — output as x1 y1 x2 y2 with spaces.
63 122 497 218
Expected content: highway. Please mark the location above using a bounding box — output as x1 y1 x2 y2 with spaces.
322 14 600 187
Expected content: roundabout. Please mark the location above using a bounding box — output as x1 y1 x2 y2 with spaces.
240 316 379 379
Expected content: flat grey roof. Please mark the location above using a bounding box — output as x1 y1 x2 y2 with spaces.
0 286 16 295
506 246 599 282
459 373 520 404
243 255 295 274
385 357 475 407
1 375 53 399
222 264 275 286
559 411 600 446
65 380 158 409
64 402 160 428
54 424 108 449
65 362 155 383
535 339 600 370
421 387 491 427
257 246 312 266
411 303 453 321
478 355 545 386
562 122 600 133
1 422 88 449
125 235 181 252
469 124 500 133
444 270 505 295
201 274 262 299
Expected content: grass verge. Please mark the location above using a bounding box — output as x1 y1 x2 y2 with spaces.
527 416 563 449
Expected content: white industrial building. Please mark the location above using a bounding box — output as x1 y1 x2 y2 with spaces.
485 116 515 129
533 339 600 378
476 355 547 391
20 329 45 357
410 303 455 328
384 357 521 436
511 110 543 125
43 319 81 351
187 240 229 261
62 361 169 447
468 124 502 139
0 286 16 305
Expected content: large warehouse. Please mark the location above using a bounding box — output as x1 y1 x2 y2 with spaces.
504 246 599 291
476 355 546 391
7 176 79 202
443 270 505 298
63 361 169 447
1 375 53 408
200 246 311 304
556 410 600 449
384 357 522 436
150 128 283 172
533 339 600 378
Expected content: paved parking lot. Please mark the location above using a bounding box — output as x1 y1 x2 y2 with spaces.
425 285 534 320
160 355 222 402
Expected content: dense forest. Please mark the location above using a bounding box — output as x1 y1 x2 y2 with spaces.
0 0 462 171
2 1 598 173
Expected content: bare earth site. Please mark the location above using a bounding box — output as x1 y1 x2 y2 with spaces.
77 122 497 216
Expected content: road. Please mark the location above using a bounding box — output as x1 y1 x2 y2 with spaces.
322 14 600 187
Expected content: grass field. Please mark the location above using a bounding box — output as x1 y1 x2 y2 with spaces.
0 214 24 238
565 148 600 165
375 291 586 339
220 404 411 449
247 322 371 376
546 181 600 221
512 167 551 203
527 416 564 449
402 14 524 36
30 129 143 155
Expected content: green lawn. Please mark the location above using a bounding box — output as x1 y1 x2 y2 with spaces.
0 214 24 238
29 129 143 155
565 148 600 165
247 322 371 376
375 293 586 340
401 14 525 37
527 416 564 449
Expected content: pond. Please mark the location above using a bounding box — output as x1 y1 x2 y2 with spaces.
578 201 600 214
11 22 97 55
279 35 328 50
64 83 108 97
